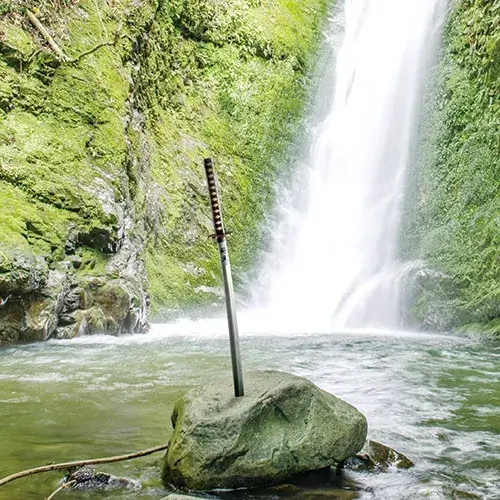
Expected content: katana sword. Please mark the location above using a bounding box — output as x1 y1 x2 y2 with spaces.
203 158 244 397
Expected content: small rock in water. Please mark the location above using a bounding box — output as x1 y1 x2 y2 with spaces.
341 455 371 471
65 466 141 490
344 440 413 470
301 489 357 500
451 490 482 499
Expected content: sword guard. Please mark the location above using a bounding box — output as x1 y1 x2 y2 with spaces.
209 231 232 239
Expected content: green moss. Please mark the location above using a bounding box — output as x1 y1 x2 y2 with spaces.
142 0 332 315
0 0 332 323
76 248 110 277
0 181 73 260
0 0 146 264
458 318 500 338
0 20 36 62
402 0 500 332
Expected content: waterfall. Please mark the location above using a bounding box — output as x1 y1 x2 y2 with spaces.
250 0 447 332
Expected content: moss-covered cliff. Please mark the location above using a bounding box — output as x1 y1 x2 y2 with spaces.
402 0 500 335
0 0 330 342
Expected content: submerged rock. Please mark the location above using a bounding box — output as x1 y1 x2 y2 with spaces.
162 370 367 490
450 489 482 499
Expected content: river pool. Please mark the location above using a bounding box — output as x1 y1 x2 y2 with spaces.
0 323 499 499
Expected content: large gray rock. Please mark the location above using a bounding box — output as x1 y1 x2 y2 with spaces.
162 370 367 490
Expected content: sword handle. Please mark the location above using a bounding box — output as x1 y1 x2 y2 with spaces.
204 158 225 241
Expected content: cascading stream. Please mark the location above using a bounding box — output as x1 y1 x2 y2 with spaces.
251 0 447 332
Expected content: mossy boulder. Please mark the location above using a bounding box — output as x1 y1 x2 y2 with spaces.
0 246 148 344
162 370 367 490
0 20 36 64
0 265 66 342
68 277 147 337
361 440 413 469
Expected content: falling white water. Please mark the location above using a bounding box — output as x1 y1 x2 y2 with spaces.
250 0 447 332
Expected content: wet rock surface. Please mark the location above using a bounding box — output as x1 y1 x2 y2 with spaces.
162 370 367 491
343 439 414 471
214 467 362 500
0 232 149 344
65 466 140 490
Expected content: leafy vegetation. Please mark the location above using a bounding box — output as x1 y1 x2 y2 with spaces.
402 0 500 335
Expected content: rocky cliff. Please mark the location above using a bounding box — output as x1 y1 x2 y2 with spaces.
402 0 500 335
0 0 330 343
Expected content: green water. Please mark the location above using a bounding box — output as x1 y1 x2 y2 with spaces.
0 326 499 499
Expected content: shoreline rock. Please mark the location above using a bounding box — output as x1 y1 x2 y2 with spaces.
0 244 149 344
